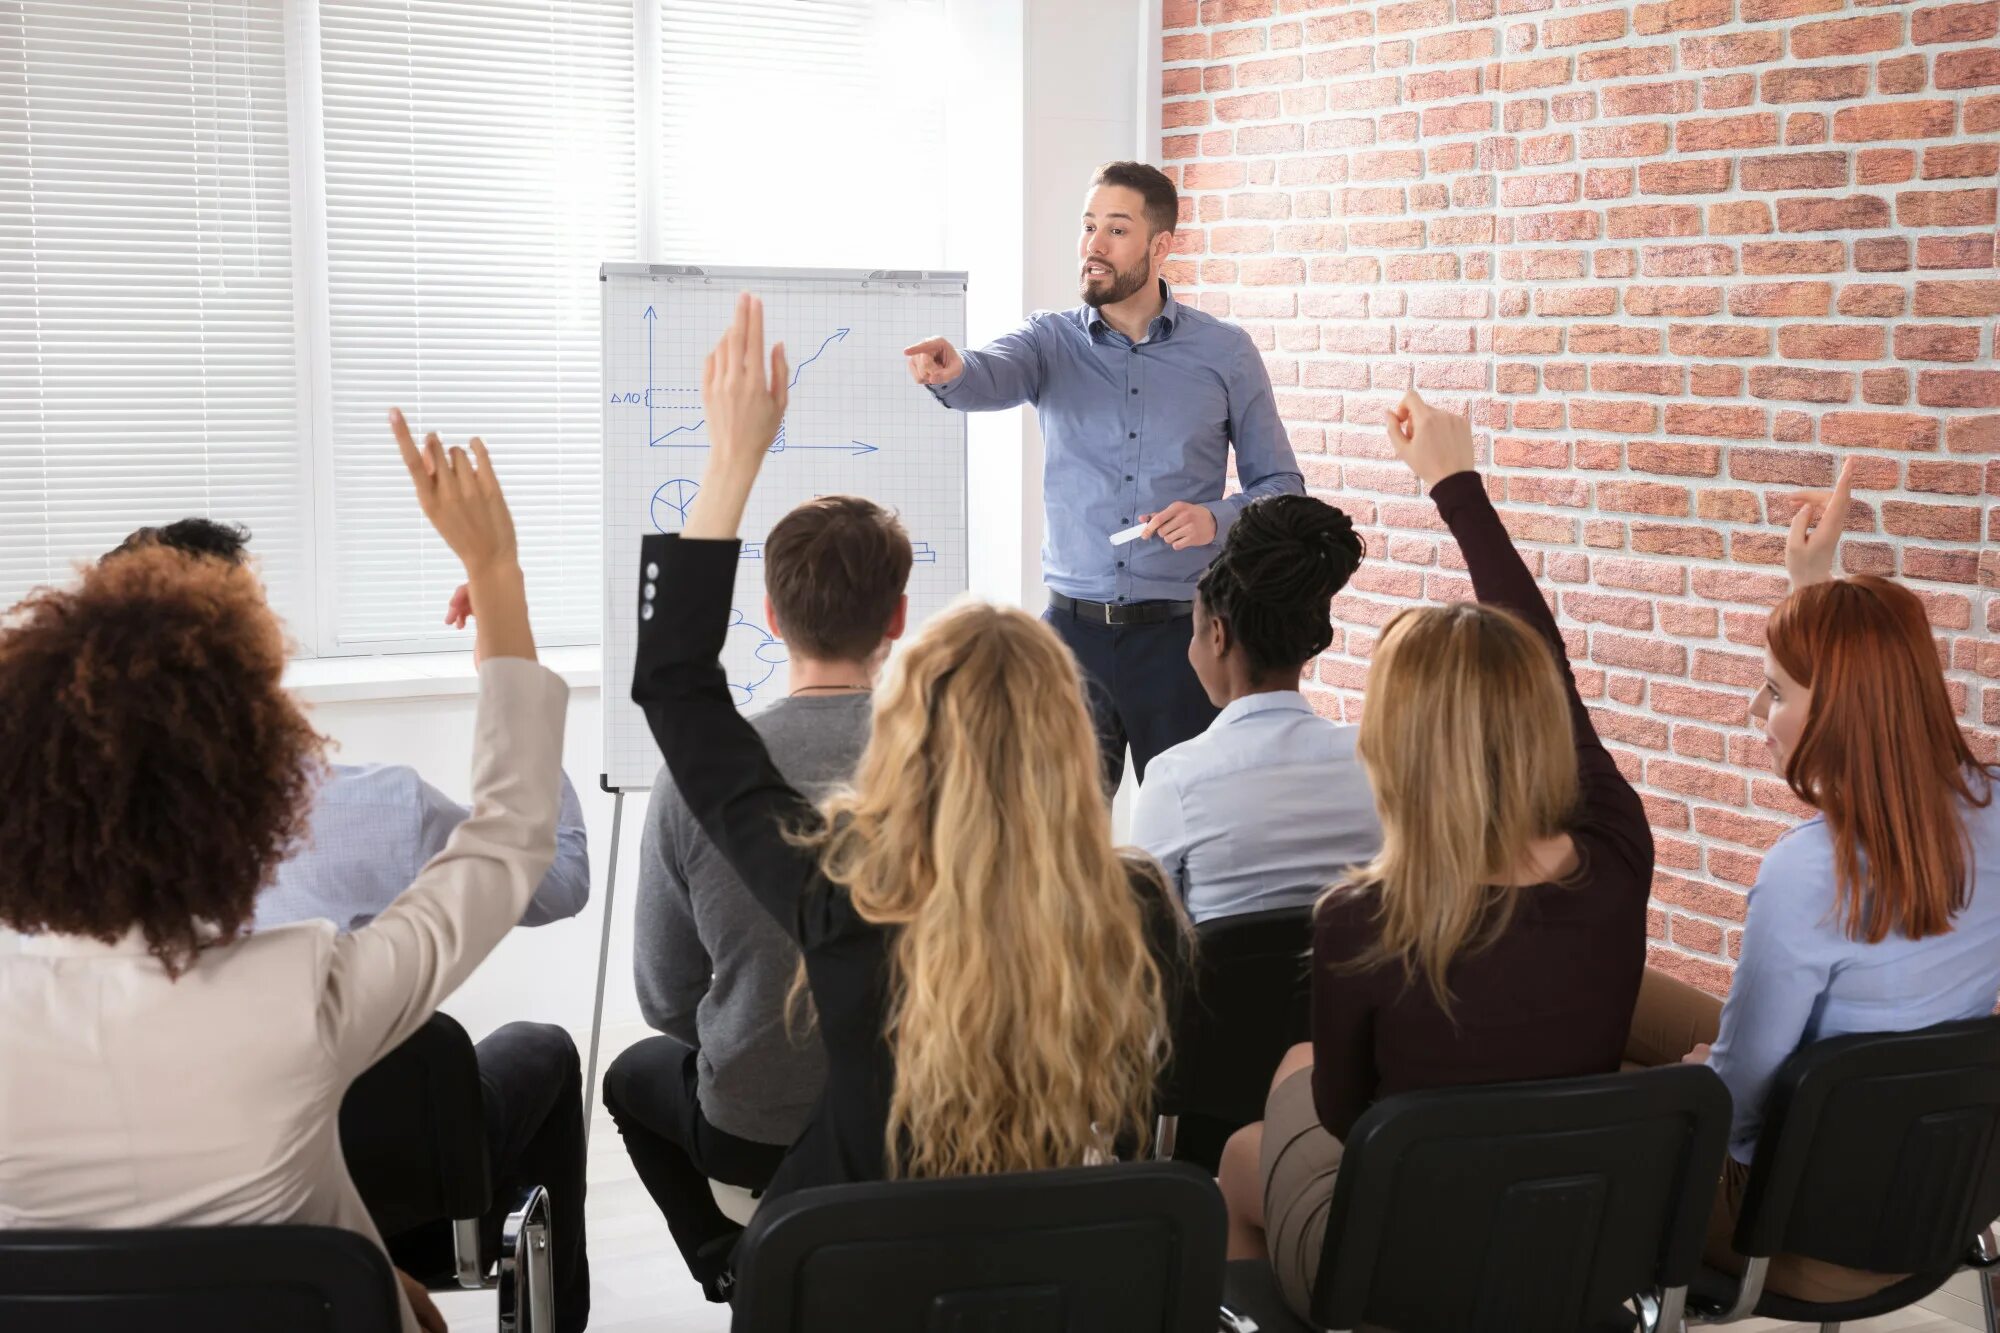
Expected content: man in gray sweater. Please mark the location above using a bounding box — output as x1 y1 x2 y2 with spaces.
603 493 912 1300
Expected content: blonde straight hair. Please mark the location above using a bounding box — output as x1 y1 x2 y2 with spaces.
1330 602 1580 1012
805 600 1175 1179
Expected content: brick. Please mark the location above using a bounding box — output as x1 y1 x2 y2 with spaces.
1629 442 1723 476
1544 9 1627 45
1750 365 1854 403
1570 326 1663 355
1596 631 1691 673
1502 56 1574 90
1740 152 1849 193
1517 209 1602 241
1659 603 1720 636
1571 399 1660 433
1693 566 1792 606
1897 188 2000 228
1728 447 1838 486
1677 112 1780 152
1577 45 1676 80
1633 522 1727 556
1915 281 2000 315
1877 55 1928 96
1777 194 1893 231
1709 201 1775 234
1917 234 1999 270
1639 160 1734 195
1937 48 2000 88
1946 416 2000 452
1919 370 2000 408
1668 403 1768 438
1562 591 1657 629
1895 325 1985 361
1838 283 1908 316
1654 872 1749 922
1647 945 1734 996
1821 411 1942 450
1648 757 1748 803
1682 31 1783 69
1742 240 1846 275
1908 459 1988 493
1761 65 1870 103
1728 282 1834 316
1791 14 1905 59
1671 324 1770 357
1913 1 2000 44
1882 499 1983 539
1922 144 2000 179
1606 205 1703 238
1785 112 1830 146
1597 556 1689 594
1602 80 1698 117
1834 100 1956 140
1857 148 1917 185
1853 236 1912 272
1580 124 1672 159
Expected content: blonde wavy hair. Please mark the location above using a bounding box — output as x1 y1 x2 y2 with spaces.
805 599 1175 1179
1330 602 1580 1012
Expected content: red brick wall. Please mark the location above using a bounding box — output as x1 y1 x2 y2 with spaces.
1161 0 2000 993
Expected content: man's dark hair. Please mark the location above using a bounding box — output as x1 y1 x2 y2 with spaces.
1197 496 1364 677
1091 161 1178 236
110 517 251 565
764 496 913 661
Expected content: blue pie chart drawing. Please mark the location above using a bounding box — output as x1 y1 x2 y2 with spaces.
650 478 701 532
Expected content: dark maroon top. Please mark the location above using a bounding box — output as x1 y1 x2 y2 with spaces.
1311 469 1652 1140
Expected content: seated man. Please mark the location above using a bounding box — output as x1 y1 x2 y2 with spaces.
107 518 592 1333
604 494 912 1301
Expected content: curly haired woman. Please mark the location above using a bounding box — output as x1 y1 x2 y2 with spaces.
0 414 569 1333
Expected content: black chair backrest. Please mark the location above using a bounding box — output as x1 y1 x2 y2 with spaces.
1314 1064 1732 1333
730 1162 1226 1333
0 1225 400 1333
1158 904 1314 1125
338 1011 491 1237
1734 1014 2000 1275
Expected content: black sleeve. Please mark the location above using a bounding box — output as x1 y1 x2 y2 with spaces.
630 533 825 945
1310 892 1381 1141
1429 470 1651 882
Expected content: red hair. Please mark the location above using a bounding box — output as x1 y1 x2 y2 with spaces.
1767 575 1994 944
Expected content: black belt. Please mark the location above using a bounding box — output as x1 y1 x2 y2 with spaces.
1049 592 1194 626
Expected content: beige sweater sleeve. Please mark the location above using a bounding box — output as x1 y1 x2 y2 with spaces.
319 656 570 1076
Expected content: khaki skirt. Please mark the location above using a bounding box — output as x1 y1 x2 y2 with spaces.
1259 1066 1346 1320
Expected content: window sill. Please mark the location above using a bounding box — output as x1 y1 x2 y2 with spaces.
284 645 602 704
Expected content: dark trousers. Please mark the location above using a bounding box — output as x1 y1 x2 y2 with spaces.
1043 603 1221 790
602 1035 792 1299
373 1022 591 1333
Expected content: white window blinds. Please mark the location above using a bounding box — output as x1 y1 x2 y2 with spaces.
655 0 949 268
0 0 309 630
317 0 634 649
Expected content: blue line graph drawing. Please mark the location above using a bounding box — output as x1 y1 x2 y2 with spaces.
649 478 700 533
724 608 789 707
621 311 860 450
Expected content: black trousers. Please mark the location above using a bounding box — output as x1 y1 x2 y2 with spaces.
371 1022 591 1333
1043 603 1221 790
602 1035 792 1299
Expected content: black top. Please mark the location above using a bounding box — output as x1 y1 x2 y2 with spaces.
632 533 1185 1199
1311 471 1653 1140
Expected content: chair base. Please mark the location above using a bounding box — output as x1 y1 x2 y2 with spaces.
1222 1260 1314 1333
1688 1262 1956 1325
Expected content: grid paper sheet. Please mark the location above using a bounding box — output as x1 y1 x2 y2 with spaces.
600 264 968 791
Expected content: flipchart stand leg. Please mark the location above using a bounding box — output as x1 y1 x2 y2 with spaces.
581 787 625 1149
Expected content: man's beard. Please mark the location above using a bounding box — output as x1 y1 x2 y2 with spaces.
1080 259 1149 308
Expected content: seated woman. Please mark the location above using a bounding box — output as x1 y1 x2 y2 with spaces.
1131 494 1382 923
1215 390 1653 1320
630 297 1186 1258
1626 456 2000 1303
0 414 570 1333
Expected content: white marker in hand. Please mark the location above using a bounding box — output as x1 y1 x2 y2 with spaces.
1109 522 1148 546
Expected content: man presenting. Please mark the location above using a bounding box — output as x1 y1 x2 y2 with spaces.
905 160 1303 788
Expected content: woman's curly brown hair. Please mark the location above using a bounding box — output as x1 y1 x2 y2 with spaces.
0 545 326 976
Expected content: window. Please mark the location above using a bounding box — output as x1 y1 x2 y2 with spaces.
1 0 956 654
0 0 310 630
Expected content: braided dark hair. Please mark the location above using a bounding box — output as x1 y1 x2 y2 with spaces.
1196 495 1363 677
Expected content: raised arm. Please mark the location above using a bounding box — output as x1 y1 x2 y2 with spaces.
633 294 827 942
905 319 1046 413
322 412 566 1076
1387 391 1648 874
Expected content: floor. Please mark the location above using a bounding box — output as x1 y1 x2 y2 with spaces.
431 1026 1980 1333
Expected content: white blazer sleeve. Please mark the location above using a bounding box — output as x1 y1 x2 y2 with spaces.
318 656 569 1075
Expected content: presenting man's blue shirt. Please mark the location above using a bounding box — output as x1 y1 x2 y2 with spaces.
930 284 1303 603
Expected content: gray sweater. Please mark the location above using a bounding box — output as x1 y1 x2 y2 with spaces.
634 691 871 1144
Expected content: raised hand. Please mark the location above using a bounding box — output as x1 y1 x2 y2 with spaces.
701 292 789 469
1384 389 1476 488
1139 500 1218 551
1784 455 1857 589
902 337 964 386
391 406 533 662
390 408 517 575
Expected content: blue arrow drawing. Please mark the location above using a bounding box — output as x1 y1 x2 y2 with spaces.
786 328 849 388
638 316 856 448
